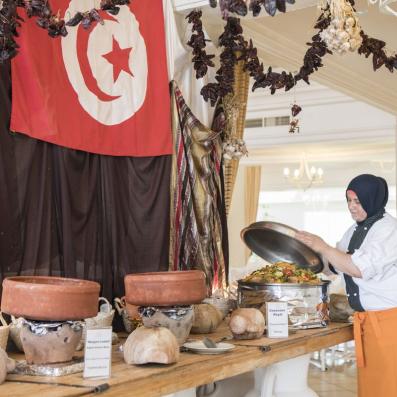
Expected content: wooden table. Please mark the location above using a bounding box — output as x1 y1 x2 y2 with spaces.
4 322 353 397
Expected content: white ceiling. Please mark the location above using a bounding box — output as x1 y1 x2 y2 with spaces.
240 81 396 190
173 0 397 190
176 0 397 114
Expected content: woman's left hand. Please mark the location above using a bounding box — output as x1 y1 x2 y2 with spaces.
295 231 328 253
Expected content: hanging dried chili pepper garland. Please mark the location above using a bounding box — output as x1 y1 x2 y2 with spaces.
186 10 216 78
0 0 19 62
359 33 397 72
0 0 129 62
210 0 297 19
289 103 301 133
1 0 396 82
186 0 397 107
198 16 247 106
187 7 332 105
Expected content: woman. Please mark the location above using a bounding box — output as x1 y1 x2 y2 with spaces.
296 174 397 397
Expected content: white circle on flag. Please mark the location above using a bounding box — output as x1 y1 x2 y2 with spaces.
61 0 148 125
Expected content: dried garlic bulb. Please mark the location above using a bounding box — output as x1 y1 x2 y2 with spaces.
320 0 362 55
223 138 248 160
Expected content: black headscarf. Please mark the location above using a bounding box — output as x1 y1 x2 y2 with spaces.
343 174 389 312
346 174 389 218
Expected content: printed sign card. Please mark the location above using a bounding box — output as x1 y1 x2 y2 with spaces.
266 302 289 338
83 327 112 378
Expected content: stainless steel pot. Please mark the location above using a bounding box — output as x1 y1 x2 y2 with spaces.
237 279 330 327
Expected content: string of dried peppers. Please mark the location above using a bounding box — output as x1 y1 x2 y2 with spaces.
187 0 397 106
0 0 128 62
0 0 396 100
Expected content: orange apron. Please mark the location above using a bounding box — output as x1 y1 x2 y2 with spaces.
354 307 397 397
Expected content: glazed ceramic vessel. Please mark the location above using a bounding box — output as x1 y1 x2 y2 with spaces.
124 270 206 306
1 276 100 321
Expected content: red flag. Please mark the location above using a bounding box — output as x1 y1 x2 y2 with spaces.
11 0 172 156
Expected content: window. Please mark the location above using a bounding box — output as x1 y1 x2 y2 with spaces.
263 116 290 127
245 118 263 128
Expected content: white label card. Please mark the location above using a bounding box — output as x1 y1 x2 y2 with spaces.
266 302 289 338
83 327 112 379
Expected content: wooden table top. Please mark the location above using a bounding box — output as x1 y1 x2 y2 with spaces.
4 322 353 397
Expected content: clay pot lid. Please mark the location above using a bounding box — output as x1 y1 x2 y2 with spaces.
124 270 207 307
3 276 100 290
125 270 206 282
1 276 101 321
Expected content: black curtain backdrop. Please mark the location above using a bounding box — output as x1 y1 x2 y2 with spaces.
0 60 171 302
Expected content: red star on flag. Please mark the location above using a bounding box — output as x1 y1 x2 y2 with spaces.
102 38 133 82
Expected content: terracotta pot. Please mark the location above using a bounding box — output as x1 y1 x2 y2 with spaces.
124 270 206 307
1 276 100 321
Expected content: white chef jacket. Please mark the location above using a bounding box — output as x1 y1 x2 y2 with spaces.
336 212 397 311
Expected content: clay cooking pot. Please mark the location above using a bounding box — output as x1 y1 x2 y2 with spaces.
124 270 206 307
1 276 100 321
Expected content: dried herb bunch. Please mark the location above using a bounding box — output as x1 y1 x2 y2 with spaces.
210 0 296 19
0 0 129 63
186 10 215 79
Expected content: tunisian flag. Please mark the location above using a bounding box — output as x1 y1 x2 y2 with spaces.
10 0 172 156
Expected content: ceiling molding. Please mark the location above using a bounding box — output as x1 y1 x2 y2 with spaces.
247 96 354 114
240 142 396 164
244 124 396 148
247 84 356 113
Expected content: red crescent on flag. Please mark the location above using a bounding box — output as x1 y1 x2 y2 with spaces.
76 13 120 102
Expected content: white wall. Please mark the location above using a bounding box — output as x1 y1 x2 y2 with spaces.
244 81 396 150
258 187 396 247
227 81 396 269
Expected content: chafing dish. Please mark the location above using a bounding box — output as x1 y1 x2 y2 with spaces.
239 222 329 328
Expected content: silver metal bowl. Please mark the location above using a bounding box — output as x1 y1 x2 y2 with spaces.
241 221 324 273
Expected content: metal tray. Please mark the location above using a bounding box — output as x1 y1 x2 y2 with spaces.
240 221 324 273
